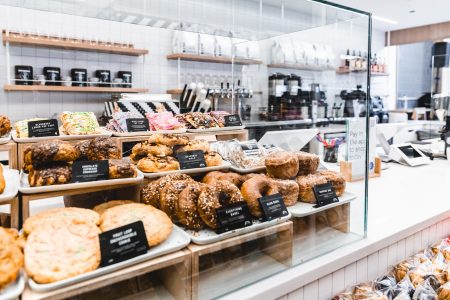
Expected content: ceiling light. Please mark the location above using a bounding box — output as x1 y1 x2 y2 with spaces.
372 15 398 25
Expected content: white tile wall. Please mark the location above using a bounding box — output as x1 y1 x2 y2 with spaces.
282 218 450 300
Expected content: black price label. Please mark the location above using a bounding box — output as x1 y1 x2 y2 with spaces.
71 160 109 183
99 221 149 267
258 193 289 221
28 119 60 138
224 114 242 127
313 183 339 208
176 150 206 169
216 201 253 233
126 118 150 132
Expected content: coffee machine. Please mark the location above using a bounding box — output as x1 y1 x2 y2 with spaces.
340 85 367 117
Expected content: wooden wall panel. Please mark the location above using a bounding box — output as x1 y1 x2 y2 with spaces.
388 21 450 46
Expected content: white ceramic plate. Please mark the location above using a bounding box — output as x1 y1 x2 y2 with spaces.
112 128 187 137
0 169 19 203
229 165 266 174
0 133 11 145
186 213 291 245
12 129 112 143
142 162 231 179
19 171 144 194
28 226 190 292
287 191 357 218
0 271 25 300
187 126 245 133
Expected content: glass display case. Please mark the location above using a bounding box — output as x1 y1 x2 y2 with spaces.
0 0 372 299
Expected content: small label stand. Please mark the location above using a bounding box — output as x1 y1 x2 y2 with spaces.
340 156 381 182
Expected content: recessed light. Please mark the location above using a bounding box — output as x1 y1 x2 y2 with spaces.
372 15 398 25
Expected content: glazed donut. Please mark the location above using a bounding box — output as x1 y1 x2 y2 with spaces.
197 180 243 229
147 134 190 146
160 180 191 221
270 179 299 206
204 151 223 167
137 155 180 173
241 176 279 218
131 142 173 159
265 151 299 179
203 171 244 188
177 182 205 230
176 139 210 153
141 174 193 207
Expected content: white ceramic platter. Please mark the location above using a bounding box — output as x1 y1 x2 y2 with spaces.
0 169 19 202
12 129 112 143
187 126 245 133
0 271 25 300
288 191 357 218
142 162 231 179
229 165 266 174
112 128 187 137
0 133 11 145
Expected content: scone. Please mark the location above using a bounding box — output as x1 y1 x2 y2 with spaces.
25 218 101 283
265 151 299 179
296 173 328 203
23 207 100 236
28 163 72 187
87 137 121 161
296 151 320 176
270 179 299 206
100 203 173 247
317 170 346 196
137 155 179 173
108 159 138 179
93 200 135 216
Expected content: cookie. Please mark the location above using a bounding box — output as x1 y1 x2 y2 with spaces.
25 218 101 284
23 207 100 235
93 200 135 216
100 203 172 247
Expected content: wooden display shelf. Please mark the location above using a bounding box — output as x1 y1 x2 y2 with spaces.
0 197 19 229
336 68 389 76
166 88 263 95
0 141 18 169
267 63 335 71
2 30 148 56
188 221 293 300
21 250 191 300
167 53 263 65
4 84 148 93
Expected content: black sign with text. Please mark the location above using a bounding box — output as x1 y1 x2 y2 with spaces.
224 114 242 127
99 221 149 267
126 118 150 132
71 160 109 183
258 193 288 221
313 183 339 208
28 119 60 138
216 201 253 233
176 150 206 169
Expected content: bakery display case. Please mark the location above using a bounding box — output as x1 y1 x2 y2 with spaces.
0 0 372 299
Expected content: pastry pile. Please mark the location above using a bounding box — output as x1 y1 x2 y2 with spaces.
23 137 137 186
14 118 47 138
0 115 11 137
130 134 223 173
0 227 23 290
333 236 450 300
21 205 172 284
60 111 101 135
176 112 230 129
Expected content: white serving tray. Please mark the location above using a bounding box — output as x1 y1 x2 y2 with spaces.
229 165 266 174
142 162 231 179
186 213 291 245
0 169 19 203
0 133 11 145
112 128 187 137
19 171 144 194
288 191 357 218
12 128 112 143
187 125 245 133
0 271 25 300
28 225 190 292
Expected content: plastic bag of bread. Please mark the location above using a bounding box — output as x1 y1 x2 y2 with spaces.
373 275 397 298
331 293 354 300
211 139 265 169
412 277 439 300
393 291 412 300
437 281 450 300
395 259 417 282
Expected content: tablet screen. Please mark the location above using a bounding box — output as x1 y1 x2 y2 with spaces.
398 145 422 158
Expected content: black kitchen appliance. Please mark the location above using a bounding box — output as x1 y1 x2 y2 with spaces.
96 70 111 87
14 65 33 85
118 71 132 88
71 68 87 86
43 67 61 86
340 85 367 117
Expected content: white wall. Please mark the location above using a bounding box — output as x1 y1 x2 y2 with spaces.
0 5 387 122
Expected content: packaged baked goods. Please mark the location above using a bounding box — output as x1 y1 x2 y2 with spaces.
296 151 320 176
0 227 23 290
438 281 450 300
265 151 299 179
0 115 11 137
211 139 265 169
60 111 101 135
106 111 142 133
100 203 173 247
0 164 5 194
412 277 439 299
25 218 101 283
14 118 47 138
145 112 185 131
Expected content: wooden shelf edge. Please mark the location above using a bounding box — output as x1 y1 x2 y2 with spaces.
167 53 263 65
2 32 148 56
4 84 148 93
267 63 335 72
166 89 262 95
